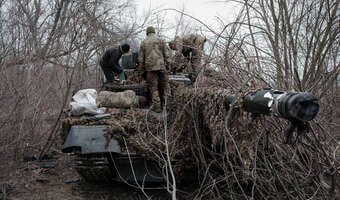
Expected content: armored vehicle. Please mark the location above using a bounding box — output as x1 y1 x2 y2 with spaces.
61 53 320 185
61 53 192 184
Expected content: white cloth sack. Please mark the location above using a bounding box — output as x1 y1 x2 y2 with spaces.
70 89 106 116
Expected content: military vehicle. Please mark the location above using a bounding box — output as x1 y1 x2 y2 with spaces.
60 53 320 185
61 53 192 185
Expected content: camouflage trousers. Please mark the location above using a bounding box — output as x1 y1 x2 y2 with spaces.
146 70 171 112
176 37 205 80
190 39 205 80
172 48 203 79
191 47 203 72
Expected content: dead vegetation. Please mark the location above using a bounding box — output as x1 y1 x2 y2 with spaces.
62 78 340 199
0 0 339 199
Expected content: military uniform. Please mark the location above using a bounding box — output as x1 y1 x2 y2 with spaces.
170 34 206 79
138 27 171 112
170 52 188 74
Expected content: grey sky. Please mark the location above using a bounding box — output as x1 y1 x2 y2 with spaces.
135 0 241 39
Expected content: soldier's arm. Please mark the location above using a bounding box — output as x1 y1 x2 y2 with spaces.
174 51 184 66
162 40 171 70
137 43 145 71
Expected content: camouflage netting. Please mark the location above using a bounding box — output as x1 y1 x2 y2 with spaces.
62 76 340 199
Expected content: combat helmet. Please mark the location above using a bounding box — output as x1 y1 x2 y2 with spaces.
146 26 155 35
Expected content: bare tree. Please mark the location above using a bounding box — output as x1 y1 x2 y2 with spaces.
0 0 144 165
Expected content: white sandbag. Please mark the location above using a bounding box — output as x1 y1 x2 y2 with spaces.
97 90 138 108
70 89 106 116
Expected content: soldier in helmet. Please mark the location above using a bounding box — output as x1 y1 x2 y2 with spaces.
169 34 206 80
138 26 171 113
100 43 130 82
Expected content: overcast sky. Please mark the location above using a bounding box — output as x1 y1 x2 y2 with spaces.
134 0 241 39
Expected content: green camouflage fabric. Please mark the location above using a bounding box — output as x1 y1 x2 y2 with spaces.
170 53 189 73
146 70 170 112
171 34 206 76
172 34 205 55
138 33 170 71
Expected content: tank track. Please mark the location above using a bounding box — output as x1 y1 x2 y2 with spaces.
74 154 114 183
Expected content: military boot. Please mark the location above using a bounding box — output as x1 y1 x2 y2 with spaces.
150 91 162 113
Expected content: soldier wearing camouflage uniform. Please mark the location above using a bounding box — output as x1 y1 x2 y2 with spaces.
169 34 206 80
138 26 171 112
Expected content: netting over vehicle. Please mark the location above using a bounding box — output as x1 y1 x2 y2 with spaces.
62 75 339 199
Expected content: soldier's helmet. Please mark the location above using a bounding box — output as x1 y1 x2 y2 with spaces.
146 26 155 35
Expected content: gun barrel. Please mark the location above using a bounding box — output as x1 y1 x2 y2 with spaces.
275 91 320 121
227 89 319 122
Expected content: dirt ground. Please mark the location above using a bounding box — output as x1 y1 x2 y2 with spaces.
0 153 170 200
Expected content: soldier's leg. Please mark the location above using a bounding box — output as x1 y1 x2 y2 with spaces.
159 70 171 96
100 66 115 82
146 71 161 112
159 70 171 108
191 36 205 79
191 47 203 81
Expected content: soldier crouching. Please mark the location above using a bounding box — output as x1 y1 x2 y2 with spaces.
169 34 206 81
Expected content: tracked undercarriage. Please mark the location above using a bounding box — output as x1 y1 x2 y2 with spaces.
63 124 167 184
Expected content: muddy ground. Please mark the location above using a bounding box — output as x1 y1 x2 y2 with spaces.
0 153 171 200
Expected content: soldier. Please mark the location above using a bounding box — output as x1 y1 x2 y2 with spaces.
100 43 130 82
138 26 171 113
169 34 206 80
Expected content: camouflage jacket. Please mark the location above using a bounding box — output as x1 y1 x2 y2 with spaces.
172 34 206 57
138 33 170 71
